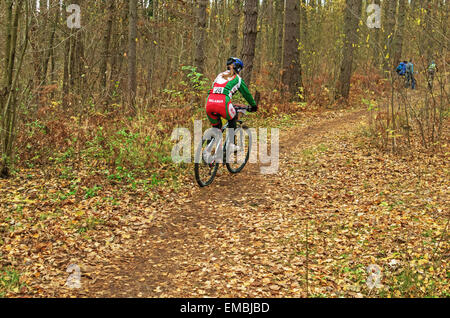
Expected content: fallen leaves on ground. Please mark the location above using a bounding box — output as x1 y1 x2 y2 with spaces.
0 108 448 298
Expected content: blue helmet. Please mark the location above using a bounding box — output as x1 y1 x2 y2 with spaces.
227 57 244 74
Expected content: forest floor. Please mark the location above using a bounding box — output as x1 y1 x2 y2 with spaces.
1 97 448 298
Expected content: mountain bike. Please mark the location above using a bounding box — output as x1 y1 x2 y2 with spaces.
194 104 253 187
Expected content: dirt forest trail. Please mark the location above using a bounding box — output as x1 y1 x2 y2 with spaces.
84 108 370 297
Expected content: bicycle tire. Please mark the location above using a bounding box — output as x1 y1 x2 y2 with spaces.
225 125 252 174
194 139 219 187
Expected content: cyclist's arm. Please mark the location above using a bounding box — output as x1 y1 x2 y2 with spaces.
238 79 257 107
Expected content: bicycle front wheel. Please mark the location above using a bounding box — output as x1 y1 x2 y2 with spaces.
226 125 252 174
194 138 219 187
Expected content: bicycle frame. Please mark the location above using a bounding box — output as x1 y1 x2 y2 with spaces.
206 106 248 164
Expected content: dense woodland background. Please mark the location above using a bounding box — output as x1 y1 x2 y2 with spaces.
0 0 449 298
0 0 448 177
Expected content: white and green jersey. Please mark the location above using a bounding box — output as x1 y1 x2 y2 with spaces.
208 71 257 107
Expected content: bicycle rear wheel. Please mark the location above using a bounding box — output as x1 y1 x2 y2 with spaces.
194 138 219 187
226 125 252 174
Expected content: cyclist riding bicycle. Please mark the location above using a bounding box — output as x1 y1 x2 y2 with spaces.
205 57 258 147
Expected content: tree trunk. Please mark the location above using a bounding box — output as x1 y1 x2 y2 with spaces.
194 0 207 74
282 0 303 100
371 0 381 68
262 0 272 63
257 0 269 73
393 0 406 67
1 0 29 178
62 0 84 108
335 0 362 100
241 0 259 86
275 0 284 71
423 0 435 63
40 4 58 86
101 1 114 91
128 0 138 114
300 0 308 51
4 0 13 86
382 0 398 72
62 30 71 103
230 0 240 55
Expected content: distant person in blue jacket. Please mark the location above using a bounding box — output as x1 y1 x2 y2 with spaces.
396 61 407 76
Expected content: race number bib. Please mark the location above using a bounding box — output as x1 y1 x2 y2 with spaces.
213 87 224 94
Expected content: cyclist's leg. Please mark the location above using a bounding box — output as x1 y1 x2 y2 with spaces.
224 98 237 125
205 96 226 158
206 109 222 129
224 99 240 152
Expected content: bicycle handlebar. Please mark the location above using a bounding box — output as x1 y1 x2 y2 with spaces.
233 104 249 110
233 91 260 112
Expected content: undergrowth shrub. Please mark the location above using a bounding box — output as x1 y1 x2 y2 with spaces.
15 103 195 177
